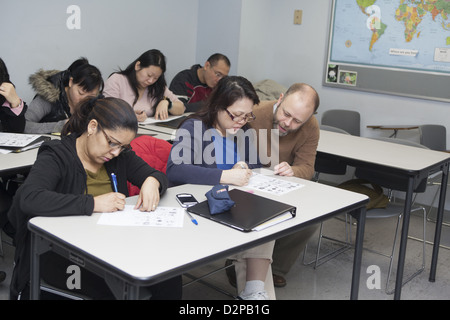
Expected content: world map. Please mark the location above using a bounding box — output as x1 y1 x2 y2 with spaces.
330 0 450 73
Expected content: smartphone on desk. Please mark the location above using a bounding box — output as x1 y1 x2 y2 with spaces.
176 193 198 208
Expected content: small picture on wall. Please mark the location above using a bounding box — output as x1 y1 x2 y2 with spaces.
338 70 357 86
326 64 338 83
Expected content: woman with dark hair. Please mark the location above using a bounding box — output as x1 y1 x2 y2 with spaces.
25 57 103 134
166 76 276 300
0 58 27 132
104 49 184 122
0 57 28 285
8 97 181 300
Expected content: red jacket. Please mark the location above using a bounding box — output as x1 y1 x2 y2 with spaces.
128 135 172 196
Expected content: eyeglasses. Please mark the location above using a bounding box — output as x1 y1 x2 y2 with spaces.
225 109 256 123
210 66 225 79
99 125 131 152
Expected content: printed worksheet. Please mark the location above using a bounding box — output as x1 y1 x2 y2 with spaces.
97 205 184 227
247 172 304 195
140 114 185 125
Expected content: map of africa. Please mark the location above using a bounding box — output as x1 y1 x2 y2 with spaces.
330 0 450 73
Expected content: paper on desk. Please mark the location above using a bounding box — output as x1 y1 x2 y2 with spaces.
246 172 304 195
97 205 184 227
140 115 185 125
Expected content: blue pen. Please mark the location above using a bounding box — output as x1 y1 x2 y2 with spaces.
185 209 198 225
111 173 118 192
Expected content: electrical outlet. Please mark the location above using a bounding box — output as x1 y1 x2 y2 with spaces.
294 10 303 25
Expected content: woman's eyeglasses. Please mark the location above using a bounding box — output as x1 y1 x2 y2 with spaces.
99 126 131 152
225 109 256 123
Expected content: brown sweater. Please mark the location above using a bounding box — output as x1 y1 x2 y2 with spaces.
250 100 319 179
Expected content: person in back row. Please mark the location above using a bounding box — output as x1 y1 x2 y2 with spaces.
25 57 103 134
0 58 27 133
0 57 28 285
103 49 184 122
169 53 230 112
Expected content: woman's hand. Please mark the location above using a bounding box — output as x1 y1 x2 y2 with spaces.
135 176 161 211
93 192 126 212
154 99 170 120
220 167 252 186
135 110 147 122
0 82 21 108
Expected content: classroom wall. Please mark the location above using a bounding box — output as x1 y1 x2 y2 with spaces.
1 0 200 102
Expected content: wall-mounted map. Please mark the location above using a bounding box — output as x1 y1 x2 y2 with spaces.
324 0 450 103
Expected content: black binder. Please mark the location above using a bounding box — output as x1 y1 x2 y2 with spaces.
187 189 296 232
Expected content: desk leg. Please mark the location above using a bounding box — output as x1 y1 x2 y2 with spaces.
30 233 41 300
393 177 415 300
350 206 366 300
430 163 450 282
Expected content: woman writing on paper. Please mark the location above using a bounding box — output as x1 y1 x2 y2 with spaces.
166 76 276 300
8 97 181 300
103 49 184 122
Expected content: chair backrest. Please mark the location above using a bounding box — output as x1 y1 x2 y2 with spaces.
127 135 173 196
355 137 429 193
321 109 361 136
419 124 447 151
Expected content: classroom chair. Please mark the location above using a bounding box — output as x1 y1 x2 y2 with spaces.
321 109 361 136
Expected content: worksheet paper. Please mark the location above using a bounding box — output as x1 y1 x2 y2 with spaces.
97 205 184 227
140 114 185 125
247 172 304 195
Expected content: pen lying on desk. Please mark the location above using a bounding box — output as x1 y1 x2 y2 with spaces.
185 209 198 225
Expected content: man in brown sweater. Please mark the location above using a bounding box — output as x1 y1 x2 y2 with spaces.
250 83 320 287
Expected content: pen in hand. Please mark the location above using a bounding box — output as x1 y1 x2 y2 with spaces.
185 209 198 225
111 173 118 192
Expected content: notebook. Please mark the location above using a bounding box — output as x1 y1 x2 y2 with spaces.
187 189 296 232
0 133 51 153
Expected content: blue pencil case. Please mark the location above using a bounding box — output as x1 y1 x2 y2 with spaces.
205 184 235 215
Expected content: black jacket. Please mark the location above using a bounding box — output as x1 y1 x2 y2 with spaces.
8 133 168 298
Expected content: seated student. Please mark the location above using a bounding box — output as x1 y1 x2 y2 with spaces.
166 76 275 300
169 53 230 113
25 57 103 134
0 57 28 285
103 49 184 122
8 97 181 300
0 58 27 132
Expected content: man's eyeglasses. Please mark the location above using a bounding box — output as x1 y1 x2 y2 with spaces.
225 109 256 123
99 125 131 152
210 66 225 79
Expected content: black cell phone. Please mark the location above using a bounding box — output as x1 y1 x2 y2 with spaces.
176 193 198 208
